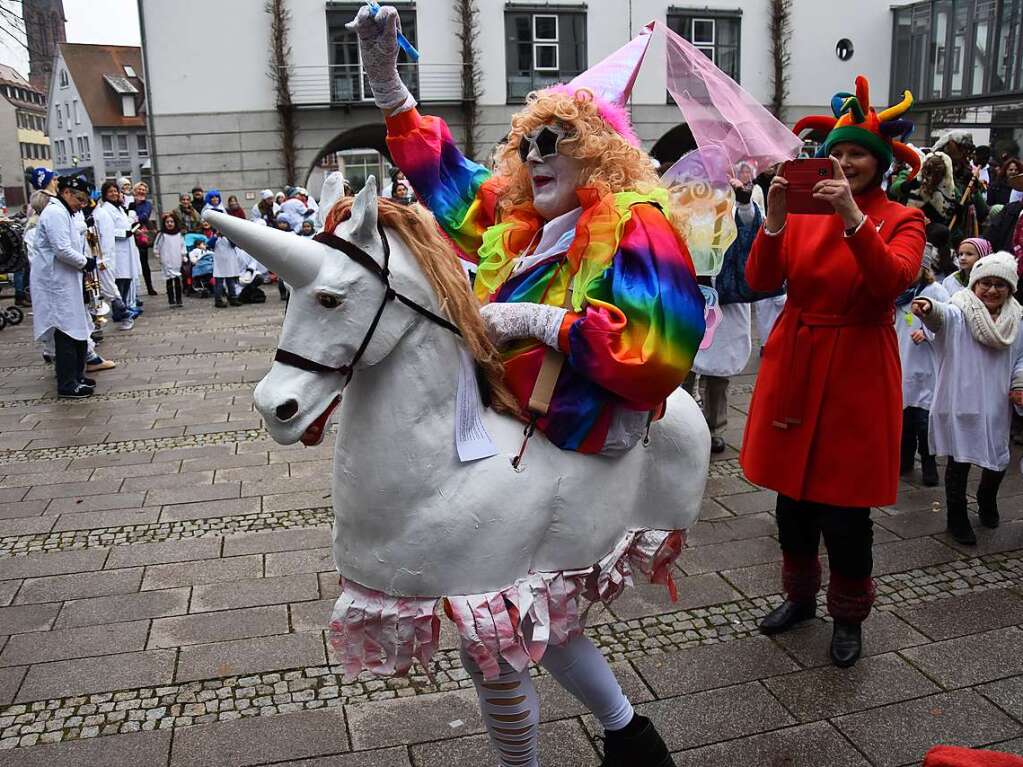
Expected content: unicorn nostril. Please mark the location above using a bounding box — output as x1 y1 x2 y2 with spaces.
275 399 299 421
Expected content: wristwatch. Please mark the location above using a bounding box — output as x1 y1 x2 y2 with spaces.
844 216 866 238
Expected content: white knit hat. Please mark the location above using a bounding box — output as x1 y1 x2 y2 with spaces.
968 251 1019 292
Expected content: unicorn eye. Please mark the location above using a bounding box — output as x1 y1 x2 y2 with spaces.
317 293 342 309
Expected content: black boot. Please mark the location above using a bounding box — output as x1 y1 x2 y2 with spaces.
830 622 862 668
166 279 175 306
945 460 976 545
758 600 815 635
601 714 675 767
214 297 227 308
920 455 939 487
977 468 1005 529
899 412 916 476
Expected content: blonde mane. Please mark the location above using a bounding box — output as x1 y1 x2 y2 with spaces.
325 197 519 417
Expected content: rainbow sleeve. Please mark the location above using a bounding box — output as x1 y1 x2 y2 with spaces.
561 204 706 410
385 109 493 262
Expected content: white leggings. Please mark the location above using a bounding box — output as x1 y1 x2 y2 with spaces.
460 634 633 767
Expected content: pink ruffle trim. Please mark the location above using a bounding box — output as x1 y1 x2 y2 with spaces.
328 528 684 681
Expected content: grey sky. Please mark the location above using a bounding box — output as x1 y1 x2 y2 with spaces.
0 0 141 81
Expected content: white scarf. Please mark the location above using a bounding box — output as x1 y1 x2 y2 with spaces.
950 290 1022 349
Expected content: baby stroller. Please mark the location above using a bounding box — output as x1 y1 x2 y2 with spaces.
185 233 214 298
0 220 27 330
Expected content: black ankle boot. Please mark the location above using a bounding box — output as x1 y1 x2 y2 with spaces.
758 600 815 636
601 714 675 767
945 461 976 545
920 456 939 487
977 469 1004 529
830 622 862 667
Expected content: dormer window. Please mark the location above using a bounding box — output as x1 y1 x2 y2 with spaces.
122 95 136 117
123 65 136 78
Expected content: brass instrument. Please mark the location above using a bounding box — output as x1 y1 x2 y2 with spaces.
85 228 111 327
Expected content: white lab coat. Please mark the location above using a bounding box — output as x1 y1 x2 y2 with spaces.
155 232 185 279
278 197 312 232
31 199 92 343
896 282 950 410
95 201 140 281
212 235 242 278
693 302 752 377
942 271 968 298
925 300 1023 471
753 294 786 345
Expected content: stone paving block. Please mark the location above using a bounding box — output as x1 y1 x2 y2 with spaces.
0 578 19 606
673 721 869 766
0 619 149 666
159 495 262 522
610 572 740 620
0 514 57 536
900 626 1023 689
764 652 940 721
15 567 143 604
89 459 178 480
348 687 485 749
175 631 326 681
16 648 176 701
0 548 108 580
45 491 147 514
0 468 94 489
0 602 60 634
411 719 597 767
106 537 222 568
141 554 263 590
834 690 1023 767
170 708 349 766
216 462 290 483
0 664 26 705
153 444 237 463
704 475 758 497
191 573 319 612
978 676 1023 722
0 458 71 475
240 476 332 498
290 597 336 632
874 507 948 538
715 489 776 516
0 499 48 519
773 612 928 668
686 513 777 548
149 604 289 648
24 478 123 500
51 506 160 531
0 485 28 502
55 586 191 628
285 459 334 480
143 480 241 507
895 588 1023 641
884 486 949 513
697 497 732 520
68 451 157 470
678 536 782 575
263 490 333 513
181 451 269 472
633 681 795 750
0 730 171 765
634 635 799 697
258 748 411 766
223 527 332 557
945 519 1023 555
987 739 1023 756
872 538 961 576
122 469 214 491
265 547 335 577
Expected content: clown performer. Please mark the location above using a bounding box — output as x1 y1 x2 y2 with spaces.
342 7 803 766
349 11 700 767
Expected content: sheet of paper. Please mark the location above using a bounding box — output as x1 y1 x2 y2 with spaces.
455 346 498 463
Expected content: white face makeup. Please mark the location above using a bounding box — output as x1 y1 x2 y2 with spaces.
521 125 586 221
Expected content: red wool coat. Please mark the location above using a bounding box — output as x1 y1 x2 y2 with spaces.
739 187 925 508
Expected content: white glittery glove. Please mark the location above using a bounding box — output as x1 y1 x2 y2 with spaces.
345 5 417 114
479 302 568 349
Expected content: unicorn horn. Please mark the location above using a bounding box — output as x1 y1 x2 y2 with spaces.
205 211 328 288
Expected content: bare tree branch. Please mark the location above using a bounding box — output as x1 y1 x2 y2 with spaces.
266 0 298 184
769 0 791 120
454 0 482 161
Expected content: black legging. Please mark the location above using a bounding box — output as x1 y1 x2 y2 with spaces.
138 244 156 293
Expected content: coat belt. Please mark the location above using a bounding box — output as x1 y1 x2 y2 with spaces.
772 307 895 429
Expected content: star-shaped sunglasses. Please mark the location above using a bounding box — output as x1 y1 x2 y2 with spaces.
517 125 571 163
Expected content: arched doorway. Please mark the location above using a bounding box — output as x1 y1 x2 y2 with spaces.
304 122 395 198
650 124 697 170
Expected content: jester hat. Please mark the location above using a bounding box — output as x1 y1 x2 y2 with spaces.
794 75 920 179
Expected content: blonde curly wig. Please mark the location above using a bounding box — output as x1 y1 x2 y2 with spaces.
494 88 689 233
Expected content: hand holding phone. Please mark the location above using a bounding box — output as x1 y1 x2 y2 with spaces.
780 159 835 215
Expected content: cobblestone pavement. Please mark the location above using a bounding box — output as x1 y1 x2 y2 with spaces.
1 294 1022 767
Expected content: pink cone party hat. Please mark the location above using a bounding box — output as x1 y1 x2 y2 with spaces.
550 22 654 147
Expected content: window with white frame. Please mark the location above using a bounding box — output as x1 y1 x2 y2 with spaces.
81 135 90 159
117 134 129 157
505 8 586 103
136 133 148 156
101 134 113 159
666 10 741 83
123 65 137 78
59 69 68 87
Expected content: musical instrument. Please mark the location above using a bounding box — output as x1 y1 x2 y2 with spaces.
84 228 111 327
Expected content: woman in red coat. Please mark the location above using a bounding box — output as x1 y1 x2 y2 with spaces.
740 76 925 667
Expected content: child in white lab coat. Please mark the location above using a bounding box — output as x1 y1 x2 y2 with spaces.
912 252 1023 545
896 251 949 486
154 213 185 308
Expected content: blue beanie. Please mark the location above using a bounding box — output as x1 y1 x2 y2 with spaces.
30 167 55 191
204 189 222 207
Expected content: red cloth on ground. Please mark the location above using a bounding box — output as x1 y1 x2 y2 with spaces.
924 746 1023 766
739 186 925 507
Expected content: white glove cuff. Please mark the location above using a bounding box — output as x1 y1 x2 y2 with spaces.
534 306 568 349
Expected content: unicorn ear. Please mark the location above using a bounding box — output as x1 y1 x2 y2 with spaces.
347 176 379 244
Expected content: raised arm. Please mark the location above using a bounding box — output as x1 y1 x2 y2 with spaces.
844 207 925 302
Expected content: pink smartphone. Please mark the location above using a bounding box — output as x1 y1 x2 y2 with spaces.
781 158 834 215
